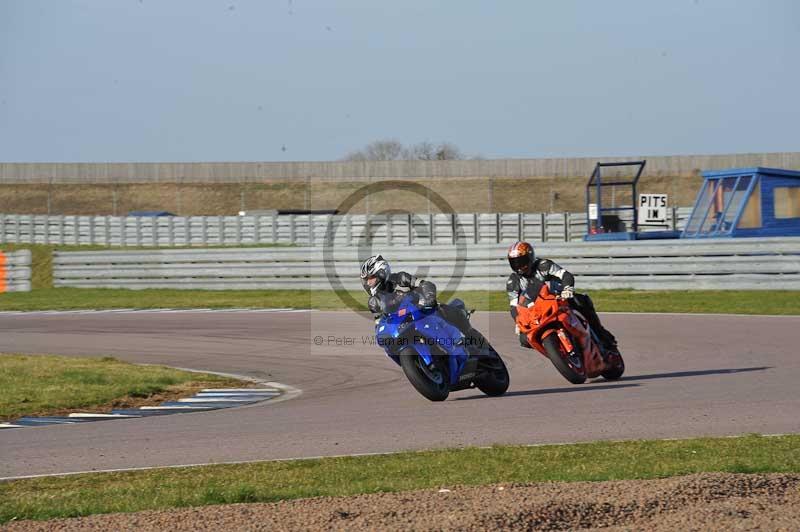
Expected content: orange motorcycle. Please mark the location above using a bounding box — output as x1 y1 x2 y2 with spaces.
515 284 625 384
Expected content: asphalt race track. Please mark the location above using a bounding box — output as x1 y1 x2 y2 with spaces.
1 310 799 479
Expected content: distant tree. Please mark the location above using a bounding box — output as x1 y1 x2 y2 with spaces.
431 142 463 161
343 139 466 161
343 140 405 161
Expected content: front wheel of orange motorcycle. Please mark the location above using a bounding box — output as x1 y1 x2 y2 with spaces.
542 332 587 384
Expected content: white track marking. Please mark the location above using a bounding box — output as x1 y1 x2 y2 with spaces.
200 388 279 393
138 406 214 410
67 413 139 418
176 397 258 403
196 392 279 398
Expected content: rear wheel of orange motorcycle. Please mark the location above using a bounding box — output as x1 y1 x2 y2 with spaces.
601 351 625 380
543 333 587 384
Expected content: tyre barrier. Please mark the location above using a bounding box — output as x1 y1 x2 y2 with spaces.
0 249 32 292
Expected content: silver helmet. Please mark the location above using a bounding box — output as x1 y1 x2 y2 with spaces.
360 255 391 296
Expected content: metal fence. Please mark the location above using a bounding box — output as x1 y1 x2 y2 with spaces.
0 208 692 247
53 237 800 291
0 249 32 292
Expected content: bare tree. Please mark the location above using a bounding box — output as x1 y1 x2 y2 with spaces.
405 141 437 160
344 139 465 161
432 142 462 161
344 139 405 161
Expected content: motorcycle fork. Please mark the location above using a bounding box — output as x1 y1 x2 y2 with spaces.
557 329 576 355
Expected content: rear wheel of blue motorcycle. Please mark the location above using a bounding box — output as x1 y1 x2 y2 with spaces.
477 354 510 396
399 354 450 401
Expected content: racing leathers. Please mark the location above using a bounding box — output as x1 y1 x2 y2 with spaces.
506 258 618 352
367 272 488 351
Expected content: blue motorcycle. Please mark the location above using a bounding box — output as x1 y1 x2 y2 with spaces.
374 293 510 401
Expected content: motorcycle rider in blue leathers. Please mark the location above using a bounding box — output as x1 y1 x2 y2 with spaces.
360 255 489 351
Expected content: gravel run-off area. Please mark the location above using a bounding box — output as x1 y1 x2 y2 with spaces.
3 473 799 531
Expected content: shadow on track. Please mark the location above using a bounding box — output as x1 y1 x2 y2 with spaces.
619 366 771 382
456 383 640 401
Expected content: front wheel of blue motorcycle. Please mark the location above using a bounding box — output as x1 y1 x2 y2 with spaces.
477 354 510 397
399 353 449 402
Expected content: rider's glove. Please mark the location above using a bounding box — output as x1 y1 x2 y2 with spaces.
560 286 575 299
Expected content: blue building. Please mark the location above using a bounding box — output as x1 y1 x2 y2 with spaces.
682 167 800 238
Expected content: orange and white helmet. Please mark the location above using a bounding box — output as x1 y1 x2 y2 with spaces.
507 241 535 275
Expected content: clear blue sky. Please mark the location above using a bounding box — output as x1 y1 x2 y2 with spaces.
1 0 798 162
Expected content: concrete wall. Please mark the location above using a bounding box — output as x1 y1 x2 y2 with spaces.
2 152 799 183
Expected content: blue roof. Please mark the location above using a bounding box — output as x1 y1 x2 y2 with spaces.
702 167 800 179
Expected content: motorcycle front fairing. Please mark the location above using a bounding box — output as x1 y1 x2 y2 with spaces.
375 294 469 384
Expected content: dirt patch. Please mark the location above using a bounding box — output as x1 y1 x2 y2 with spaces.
4 473 799 531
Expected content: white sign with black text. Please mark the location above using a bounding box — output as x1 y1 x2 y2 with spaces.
638 194 668 225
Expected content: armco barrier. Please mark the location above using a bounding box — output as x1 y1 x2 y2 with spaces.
53 238 800 291
0 250 32 292
0 208 692 247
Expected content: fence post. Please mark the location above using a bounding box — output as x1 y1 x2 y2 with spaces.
308 215 315 246
43 215 50 245
429 213 434 245
133 216 142 247
289 215 296 244
73 215 79 245
407 213 413 246
495 212 501 243
88 215 95 245
184 216 191 246
385 214 392 246
14 214 21 243
168 216 175 247
563 212 570 242
0 214 5 244
153 217 160 246
473 213 479 244
451 213 457 244
540 212 546 243
218 215 224 245
518 212 524 241
58 215 65 245
235 215 242 245
105 215 111 245
201 216 207 246
254 215 261 244
672 206 678 232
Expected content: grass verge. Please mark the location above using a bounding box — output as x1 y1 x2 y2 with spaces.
0 287 799 315
0 354 244 421
1 434 798 523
